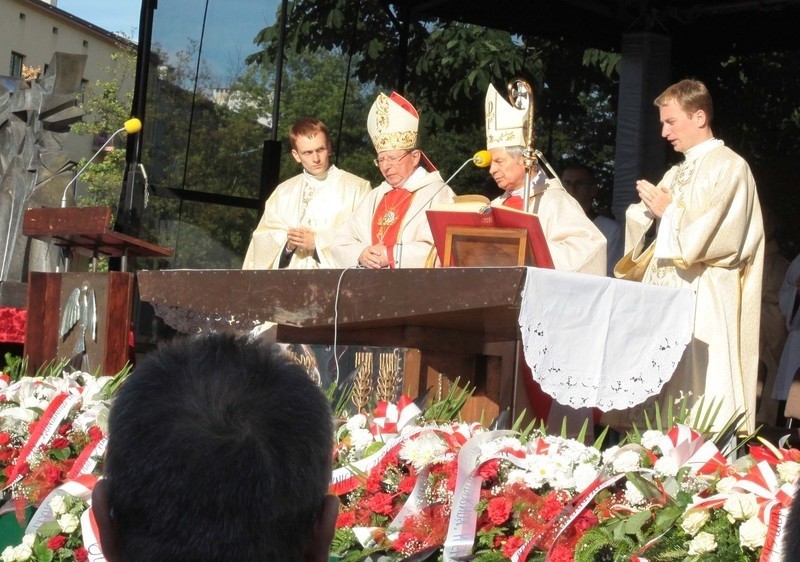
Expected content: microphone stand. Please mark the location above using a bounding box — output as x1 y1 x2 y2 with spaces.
60 126 129 207
395 153 488 268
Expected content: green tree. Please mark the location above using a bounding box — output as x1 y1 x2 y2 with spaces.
71 47 137 209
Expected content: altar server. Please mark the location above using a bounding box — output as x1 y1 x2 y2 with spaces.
243 118 370 269
618 79 764 432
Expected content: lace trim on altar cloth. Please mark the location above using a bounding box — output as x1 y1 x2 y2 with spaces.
519 268 696 411
152 303 265 334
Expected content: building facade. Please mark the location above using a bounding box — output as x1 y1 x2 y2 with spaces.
0 0 134 162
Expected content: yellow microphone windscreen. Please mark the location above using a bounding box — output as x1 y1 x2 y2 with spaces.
124 118 142 134
472 150 491 168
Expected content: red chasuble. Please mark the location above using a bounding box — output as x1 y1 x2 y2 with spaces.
371 188 415 248
503 195 524 210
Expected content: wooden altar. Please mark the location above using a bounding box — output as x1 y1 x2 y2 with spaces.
138 268 528 422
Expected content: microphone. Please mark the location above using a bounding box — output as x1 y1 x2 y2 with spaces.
61 118 143 207
395 150 491 268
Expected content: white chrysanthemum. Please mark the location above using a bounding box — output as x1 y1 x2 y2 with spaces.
723 493 758 521
776 461 800 485
524 455 557 490
624 481 645 506
654 456 679 478
57 513 80 534
680 509 709 536
50 495 67 515
400 432 447 471
349 428 375 452
739 516 768 549
601 446 619 465
688 531 717 555
641 430 663 450
505 468 528 485
612 450 641 473
0 546 14 562
573 463 600 493
345 414 367 432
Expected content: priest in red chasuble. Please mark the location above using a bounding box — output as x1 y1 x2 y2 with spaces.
331 92 455 268
484 84 606 276
610 79 764 432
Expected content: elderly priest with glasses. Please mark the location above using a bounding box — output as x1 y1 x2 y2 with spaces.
331 92 455 269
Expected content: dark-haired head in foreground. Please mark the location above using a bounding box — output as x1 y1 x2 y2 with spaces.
92 333 337 562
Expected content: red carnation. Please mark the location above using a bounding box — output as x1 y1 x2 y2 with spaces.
47 535 67 550
399 474 418 494
487 496 513 525
74 547 88 562
501 535 524 558
368 492 395 515
540 494 565 521
336 510 356 529
0 432 10 446
477 459 499 480
88 426 104 442
573 510 599 535
549 543 574 562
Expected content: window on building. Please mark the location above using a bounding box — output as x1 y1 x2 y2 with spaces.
80 79 89 104
10 52 24 77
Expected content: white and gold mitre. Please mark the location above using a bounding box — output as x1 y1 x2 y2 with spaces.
485 83 525 149
367 92 419 153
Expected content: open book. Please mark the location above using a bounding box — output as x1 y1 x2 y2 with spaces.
426 197 554 268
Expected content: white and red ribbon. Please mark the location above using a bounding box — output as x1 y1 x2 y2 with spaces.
655 424 727 476
369 396 421 438
3 392 81 490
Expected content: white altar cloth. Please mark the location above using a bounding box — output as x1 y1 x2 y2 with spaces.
519 267 695 411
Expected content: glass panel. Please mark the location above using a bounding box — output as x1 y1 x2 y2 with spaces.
139 197 258 270
144 0 279 200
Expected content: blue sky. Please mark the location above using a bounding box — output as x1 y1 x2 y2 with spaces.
59 0 142 37
59 0 279 86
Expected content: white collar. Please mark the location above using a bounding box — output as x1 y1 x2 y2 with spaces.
303 164 340 187
683 138 723 162
506 168 546 197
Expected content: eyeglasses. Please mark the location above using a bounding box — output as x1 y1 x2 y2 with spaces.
373 151 412 167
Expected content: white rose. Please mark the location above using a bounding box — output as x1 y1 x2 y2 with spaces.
11 544 32 562
680 509 710 536
776 461 800 485
49 495 67 515
716 475 738 494
723 493 758 521
612 450 641 473
1 546 16 562
739 516 768 550
20 536 34 549
57 513 80 534
687 531 717 555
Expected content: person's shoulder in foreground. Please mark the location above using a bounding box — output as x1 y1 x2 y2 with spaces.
92 332 338 562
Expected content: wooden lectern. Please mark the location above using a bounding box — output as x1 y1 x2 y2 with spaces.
22 207 172 374
138 268 527 422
